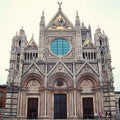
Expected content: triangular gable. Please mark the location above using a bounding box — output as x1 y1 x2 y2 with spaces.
25 39 38 50
22 62 44 78
47 61 73 78
46 10 74 31
76 61 99 77
83 39 95 48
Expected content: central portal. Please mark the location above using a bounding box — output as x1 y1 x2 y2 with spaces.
54 94 67 119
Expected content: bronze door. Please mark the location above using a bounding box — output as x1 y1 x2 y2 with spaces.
82 97 94 119
54 94 67 119
27 98 38 119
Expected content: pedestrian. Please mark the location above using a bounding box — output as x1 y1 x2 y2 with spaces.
109 111 112 118
105 111 108 119
31 112 35 119
99 112 102 119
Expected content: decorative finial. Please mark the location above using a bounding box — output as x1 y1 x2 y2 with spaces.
76 11 78 16
88 24 91 28
20 26 25 34
98 25 100 29
42 11 44 17
21 26 23 30
58 1 62 10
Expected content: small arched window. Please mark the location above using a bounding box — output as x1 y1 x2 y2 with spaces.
91 52 93 59
94 52 96 59
88 52 90 59
83 52 85 59
36 53 38 58
100 39 102 46
25 53 27 60
19 40 21 47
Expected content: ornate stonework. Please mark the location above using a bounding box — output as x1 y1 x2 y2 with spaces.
4 3 116 120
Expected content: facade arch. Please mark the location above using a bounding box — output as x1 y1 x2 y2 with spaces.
21 73 44 88
76 72 99 89
47 72 73 88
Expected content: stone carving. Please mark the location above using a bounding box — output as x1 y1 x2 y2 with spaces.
81 79 93 87
27 80 40 88
54 78 67 87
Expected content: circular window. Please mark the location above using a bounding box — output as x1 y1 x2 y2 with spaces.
50 38 70 56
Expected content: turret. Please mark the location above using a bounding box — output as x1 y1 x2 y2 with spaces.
75 11 80 26
94 26 113 83
94 26 103 60
39 12 45 60
94 26 110 61
8 27 27 85
88 24 92 40
75 11 83 60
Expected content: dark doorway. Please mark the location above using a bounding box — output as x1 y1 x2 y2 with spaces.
27 98 38 119
82 97 94 119
54 94 67 119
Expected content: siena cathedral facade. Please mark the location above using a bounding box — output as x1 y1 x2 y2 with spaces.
4 4 116 120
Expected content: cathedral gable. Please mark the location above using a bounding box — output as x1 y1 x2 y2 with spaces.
83 39 95 48
47 61 73 78
25 36 38 50
47 63 56 73
76 62 99 77
22 62 44 78
46 10 74 31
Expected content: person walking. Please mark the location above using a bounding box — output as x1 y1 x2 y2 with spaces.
109 111 112 119
105 111 108 119
99 112 102 120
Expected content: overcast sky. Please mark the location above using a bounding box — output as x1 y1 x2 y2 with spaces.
0 0 120 91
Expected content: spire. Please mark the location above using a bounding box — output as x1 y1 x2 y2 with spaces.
102 30 108 38
58 1 62 11
75 11 80 25
88 24 91 30
19 26 25 35
40 11 45 25
81 22 87 29
95 25 101 33
27 33 37 47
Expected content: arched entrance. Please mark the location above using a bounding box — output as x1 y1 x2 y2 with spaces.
76 73 99 119
19 73 44 119
47 73 73 119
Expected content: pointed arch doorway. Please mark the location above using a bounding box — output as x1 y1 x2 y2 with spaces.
54 94 67 119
